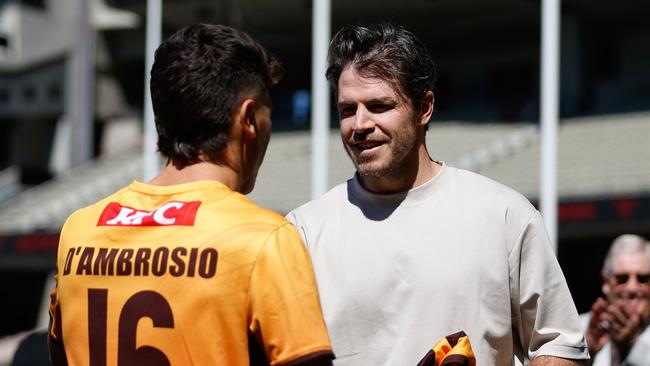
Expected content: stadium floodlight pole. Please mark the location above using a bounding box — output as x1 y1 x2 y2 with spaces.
310 0 331 199
540 0 560 254
143 0 162 181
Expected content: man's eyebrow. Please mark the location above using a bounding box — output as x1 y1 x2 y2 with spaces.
337 96 396 106
368 97 397 104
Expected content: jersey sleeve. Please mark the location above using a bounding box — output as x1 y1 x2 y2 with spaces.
248 223 333 365
509 211 589 361
49 223 69 365
49 220 69 344
48 271 63 342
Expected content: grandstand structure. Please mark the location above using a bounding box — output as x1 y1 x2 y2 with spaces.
0 0 649 349
1 112 649 248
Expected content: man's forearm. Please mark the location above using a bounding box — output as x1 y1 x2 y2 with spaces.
529 356 588 366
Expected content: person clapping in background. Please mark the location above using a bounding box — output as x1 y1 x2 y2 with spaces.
582 234 650 365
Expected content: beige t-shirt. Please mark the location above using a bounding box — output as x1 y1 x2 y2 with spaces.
288 164 588 365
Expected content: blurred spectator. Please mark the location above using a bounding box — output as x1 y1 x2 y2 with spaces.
0 273 53 366
581 234 650 365
10 330 49 366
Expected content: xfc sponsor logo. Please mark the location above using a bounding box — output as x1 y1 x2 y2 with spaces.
97 201 201 226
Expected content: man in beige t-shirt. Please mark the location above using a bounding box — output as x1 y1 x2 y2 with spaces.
288 22 588 366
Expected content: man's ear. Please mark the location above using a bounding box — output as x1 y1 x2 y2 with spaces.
419 90 434 126
601 270 610 296
237 98 257 139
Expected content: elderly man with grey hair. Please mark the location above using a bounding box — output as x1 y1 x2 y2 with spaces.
581 234 650 365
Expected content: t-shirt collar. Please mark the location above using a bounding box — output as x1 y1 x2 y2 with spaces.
348 162 449 207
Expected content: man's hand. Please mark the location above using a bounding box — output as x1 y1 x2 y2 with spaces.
602 301 646 356
585 297 610 357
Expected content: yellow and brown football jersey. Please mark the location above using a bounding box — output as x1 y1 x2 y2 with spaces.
416 331 476 366
49 180 333 365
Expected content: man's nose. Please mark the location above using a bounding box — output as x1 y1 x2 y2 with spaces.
352 107 374 133
622 275 646 294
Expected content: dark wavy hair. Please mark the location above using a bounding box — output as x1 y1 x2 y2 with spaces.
326 23 436 111
150 23 281 167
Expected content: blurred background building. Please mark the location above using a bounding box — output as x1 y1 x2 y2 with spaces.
0 0 649 362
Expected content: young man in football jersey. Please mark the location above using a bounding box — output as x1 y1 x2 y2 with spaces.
287 23 589 365
49 23 334 366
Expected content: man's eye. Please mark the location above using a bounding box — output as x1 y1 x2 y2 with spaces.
339 106 356 117
369 104 392 113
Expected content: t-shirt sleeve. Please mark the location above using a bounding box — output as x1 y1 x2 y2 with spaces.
248 223 333 365
509 211 589 361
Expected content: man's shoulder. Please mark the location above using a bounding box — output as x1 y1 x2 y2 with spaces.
287 180 350 222
64 186 130 227
59 186 296 263
63 183 290 231
448 166 525 196
446 166 535 212
234 194 293 227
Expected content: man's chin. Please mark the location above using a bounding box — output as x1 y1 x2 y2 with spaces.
356 165 393 180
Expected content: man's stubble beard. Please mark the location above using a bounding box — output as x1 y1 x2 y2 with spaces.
347 126 417 180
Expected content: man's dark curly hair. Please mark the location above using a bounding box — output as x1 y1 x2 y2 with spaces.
150 23 281 167
326 23 436 112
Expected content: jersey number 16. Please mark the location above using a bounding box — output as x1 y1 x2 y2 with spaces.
88 289 174 366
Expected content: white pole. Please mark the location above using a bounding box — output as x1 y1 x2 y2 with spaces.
310 0 331 198
540 0 560 253
71 0 94 166
143 0 162 181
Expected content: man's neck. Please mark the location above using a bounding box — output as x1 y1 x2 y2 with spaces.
148 161 241 192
